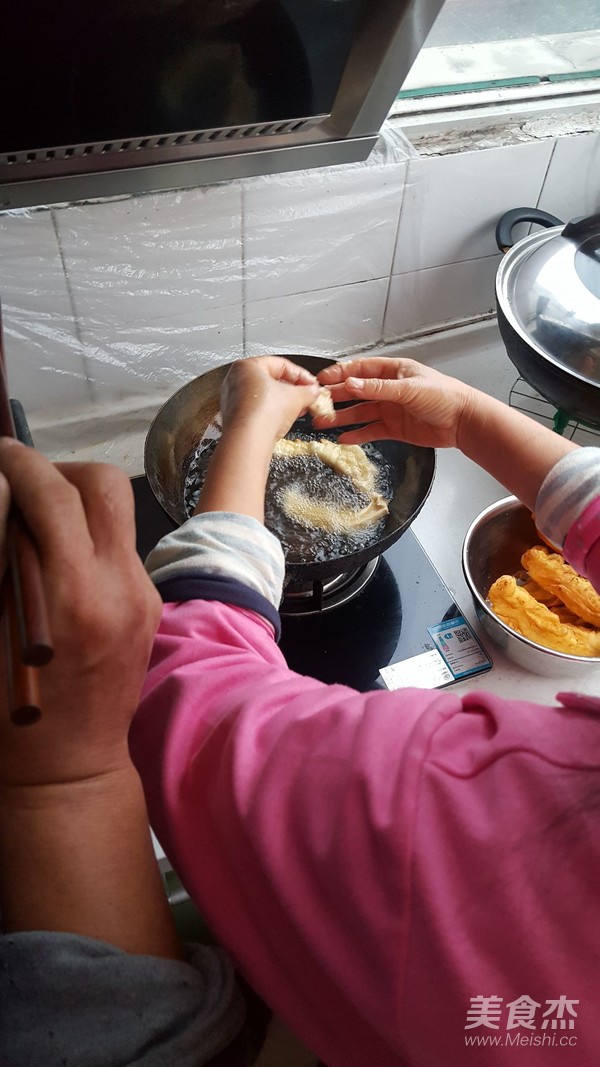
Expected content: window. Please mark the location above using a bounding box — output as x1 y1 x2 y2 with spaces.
400 0 600 97
392 0 600 125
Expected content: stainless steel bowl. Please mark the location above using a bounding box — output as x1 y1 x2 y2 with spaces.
462 496 600 677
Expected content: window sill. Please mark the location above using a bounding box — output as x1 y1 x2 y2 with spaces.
390 79 600 147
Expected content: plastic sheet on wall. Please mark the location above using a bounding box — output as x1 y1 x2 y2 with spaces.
0 122 415 433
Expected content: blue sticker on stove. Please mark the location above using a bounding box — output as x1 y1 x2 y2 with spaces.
427 615 492 679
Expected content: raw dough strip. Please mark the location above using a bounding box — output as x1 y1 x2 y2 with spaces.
308 387 335 422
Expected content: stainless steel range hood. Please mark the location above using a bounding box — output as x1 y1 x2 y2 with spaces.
1 0 444 210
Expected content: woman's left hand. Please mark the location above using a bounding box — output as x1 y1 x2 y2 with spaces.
220 356 320 444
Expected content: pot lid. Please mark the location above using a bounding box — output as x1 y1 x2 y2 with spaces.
496 215 600 387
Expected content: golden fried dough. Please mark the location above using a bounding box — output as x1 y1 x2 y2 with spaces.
521 580 583 626
274 438 380 495
521 546 600 627
488 575 600 657
280 487 388 532
273 437 389 531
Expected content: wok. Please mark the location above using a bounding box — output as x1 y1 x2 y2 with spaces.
144 355 436 582
495 208 600 427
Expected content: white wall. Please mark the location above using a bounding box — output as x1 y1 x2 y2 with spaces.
1 126 599 433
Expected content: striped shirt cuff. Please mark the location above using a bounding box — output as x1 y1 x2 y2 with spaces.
535 447 600 550
145 512 286 609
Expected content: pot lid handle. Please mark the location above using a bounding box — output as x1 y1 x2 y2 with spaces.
562 214 600 242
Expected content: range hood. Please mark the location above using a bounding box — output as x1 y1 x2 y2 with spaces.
1 0 444 210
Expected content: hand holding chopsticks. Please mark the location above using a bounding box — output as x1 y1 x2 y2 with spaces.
0 306 53 725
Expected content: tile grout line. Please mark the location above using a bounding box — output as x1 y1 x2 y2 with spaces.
381 160 411 344
241 182 248 357
535 138 558 211
50 208 96 402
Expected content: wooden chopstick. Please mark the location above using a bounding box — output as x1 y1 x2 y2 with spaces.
0 302 53 724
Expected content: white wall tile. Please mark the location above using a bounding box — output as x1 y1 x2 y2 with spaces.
384 255 500 341
0 210 91 417
537 132 600 223
77 303 243 405
245 280 388 358
392 140 555 275
243 161 407 302
55 184 243 333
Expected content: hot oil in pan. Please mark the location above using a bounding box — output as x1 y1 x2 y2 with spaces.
184 432 394 564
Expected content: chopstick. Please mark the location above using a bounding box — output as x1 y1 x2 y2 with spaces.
0 303 53 725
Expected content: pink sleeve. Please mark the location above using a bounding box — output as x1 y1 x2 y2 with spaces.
563 496 600 586
130 599 600 1066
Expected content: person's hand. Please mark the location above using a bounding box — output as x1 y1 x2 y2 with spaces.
315 357 475 449
220 356 320 445
0 441 162 790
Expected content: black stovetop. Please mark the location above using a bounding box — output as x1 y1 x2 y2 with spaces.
132 476 492 693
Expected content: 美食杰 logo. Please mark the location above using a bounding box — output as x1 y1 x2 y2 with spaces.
464 995 579 1049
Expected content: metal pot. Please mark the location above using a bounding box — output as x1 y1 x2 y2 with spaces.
495 208 600 427
144 354 436 582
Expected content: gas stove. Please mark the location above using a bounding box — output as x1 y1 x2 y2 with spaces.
132 475 492 694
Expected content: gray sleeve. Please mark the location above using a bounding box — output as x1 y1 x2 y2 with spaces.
535 446 600 549
145 511 286 608
0 931 245 1067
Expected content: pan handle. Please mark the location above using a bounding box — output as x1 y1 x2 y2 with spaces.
562 214 600 242
495 208 563 253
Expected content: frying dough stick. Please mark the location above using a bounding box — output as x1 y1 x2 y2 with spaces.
488 575 600 657
522 545 600 627
273 436 389 531
274 438 381 497
281 486 388 533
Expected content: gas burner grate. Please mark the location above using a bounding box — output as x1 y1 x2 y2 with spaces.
281 558 380 617
508 378 600 445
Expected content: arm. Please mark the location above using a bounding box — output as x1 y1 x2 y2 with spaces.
0 443 180 959
195 355 319 522
316 356 579 512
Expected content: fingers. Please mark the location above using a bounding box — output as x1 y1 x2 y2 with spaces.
330 377 410 408
0 470 10 580
266 356 318 387
0 440 94 565
318 357 414 385
241 355 318 388
0 442 137 574
55 462 137 558
314 399 382 429
337 422 388 445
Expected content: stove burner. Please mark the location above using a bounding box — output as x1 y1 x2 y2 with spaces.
280 557 380 616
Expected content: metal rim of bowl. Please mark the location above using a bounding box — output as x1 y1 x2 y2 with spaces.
462 495 600 667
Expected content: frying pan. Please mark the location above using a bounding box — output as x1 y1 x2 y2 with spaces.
144 355 436 581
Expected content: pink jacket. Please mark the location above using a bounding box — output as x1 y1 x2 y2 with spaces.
130 452 600 1067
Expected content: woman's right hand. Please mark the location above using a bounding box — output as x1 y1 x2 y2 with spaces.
0 441 162 790
316 357 475 449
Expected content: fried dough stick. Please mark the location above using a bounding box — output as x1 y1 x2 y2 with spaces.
488 575 600 657
521 580 583 626
522 545 600 627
